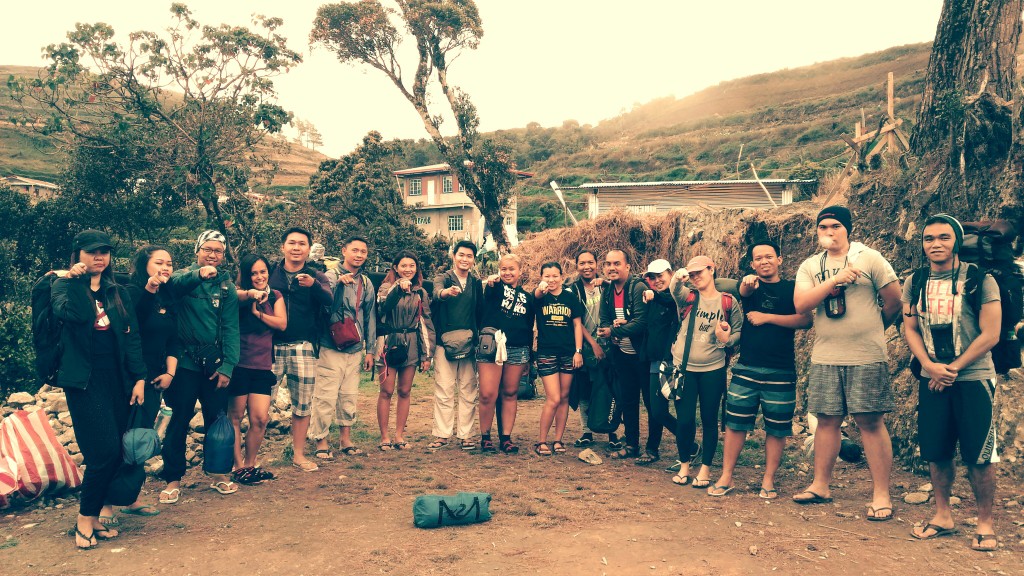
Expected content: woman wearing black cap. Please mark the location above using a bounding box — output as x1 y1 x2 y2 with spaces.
52 230 147 549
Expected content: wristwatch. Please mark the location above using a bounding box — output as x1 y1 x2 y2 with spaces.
575 348 583 354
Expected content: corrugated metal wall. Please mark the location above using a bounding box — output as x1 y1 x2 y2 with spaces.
588 182 795 217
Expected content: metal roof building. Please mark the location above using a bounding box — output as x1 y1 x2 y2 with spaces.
558 179 814 218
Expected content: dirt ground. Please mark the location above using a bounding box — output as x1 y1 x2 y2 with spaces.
1 374 1022 576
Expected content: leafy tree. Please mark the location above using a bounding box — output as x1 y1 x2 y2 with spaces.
310 0 520 250
9 3 302 259
309 130 426 268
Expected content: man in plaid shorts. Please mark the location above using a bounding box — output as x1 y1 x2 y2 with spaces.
793 206 902 520
269 227 334 472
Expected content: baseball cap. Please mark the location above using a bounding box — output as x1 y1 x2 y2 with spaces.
644 259 673 277
73 230 113 252
684 255 715 274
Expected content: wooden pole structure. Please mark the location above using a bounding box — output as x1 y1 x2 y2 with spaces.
749 163 780 209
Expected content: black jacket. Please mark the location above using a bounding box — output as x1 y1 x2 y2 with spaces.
124 283 180 379
51 275 147 391
598 275 649 358
644 289 678 362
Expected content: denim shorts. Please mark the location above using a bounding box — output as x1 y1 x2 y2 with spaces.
478 344 530 366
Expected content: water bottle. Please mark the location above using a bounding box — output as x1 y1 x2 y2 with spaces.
154 403 173 440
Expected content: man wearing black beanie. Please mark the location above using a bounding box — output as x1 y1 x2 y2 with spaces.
792 206 903 521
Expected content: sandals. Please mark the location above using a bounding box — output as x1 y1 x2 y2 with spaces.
792 490 833 505
500 440 519 454
573 435 593 448
635 451 660 466
251 467 275 482
972 533 998 552
392 440 410 450
609 446 639 460
552 441 566 454
73 526 97 550
427 439 449 451
911 523 958 540
340 446 365 456
121 504 161 516
314 449 335 460
707 485 734 497
232 466 262 486
460 439 477 451
378 442 394 452
210 480 239 495
292 460 319 472
671 474 691 486
480 438 496 453
159 487 180 504
866 505 894 522
534 442 552 456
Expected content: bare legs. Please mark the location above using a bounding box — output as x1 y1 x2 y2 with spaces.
377 366 416 445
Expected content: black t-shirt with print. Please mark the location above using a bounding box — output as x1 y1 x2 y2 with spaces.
535 290 584 355
91 289 117 357
738 279 797 370
480 282 535 347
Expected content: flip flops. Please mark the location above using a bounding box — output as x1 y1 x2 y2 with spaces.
691 478 711 489
98 515 119 527
121 504 161 516
392 440 410 450
972 533 998 551
671 474 691 486
314 449 335 460
911 523 958 540
427 439 449 451
378 442 394 452
707 485 735 497
210 480 239 495
73 526 96 550
866 506 894 522
759 487 779 500
792 490 833 505
159 488 180 504
340 446 365 456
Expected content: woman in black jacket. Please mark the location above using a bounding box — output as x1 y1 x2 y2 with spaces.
52 230 147 550
115 245 179 515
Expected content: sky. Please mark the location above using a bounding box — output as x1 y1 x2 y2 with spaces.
2 1 944 157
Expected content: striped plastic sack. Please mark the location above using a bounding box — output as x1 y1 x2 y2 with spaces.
0 409 83 507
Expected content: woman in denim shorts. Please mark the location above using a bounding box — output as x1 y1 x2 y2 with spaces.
477 254 535 454
532 262 584 456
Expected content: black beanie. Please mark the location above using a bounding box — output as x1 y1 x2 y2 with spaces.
817 205 853 234
924 213 964 253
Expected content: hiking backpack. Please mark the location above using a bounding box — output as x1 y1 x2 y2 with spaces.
30 272 63 387
909 220 1023 375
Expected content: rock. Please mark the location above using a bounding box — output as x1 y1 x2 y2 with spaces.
964 517 979 527
749 545 758 556
66 443 79 454
189 411 204 432
57 412 72 426
904 492 930 505
274 387 291 411
918 483 933 493
185 449 196 462
144 457 164 475
6 392 35 407
71 453 84 465
46 397 68 414
1005 501 1020 509
57 430 75 445
950 496 962 506
23 405 41 413
192 433 205 444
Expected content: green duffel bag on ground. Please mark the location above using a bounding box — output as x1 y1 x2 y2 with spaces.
413 492 492 528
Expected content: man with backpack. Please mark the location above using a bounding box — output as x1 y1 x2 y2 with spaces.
267 227 335 471
793 206 902 520
310 236 376 459
598 249 648 460
903 214 1002 551
427 240 484 452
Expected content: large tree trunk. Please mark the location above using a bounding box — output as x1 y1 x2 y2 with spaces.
846 0 1024 475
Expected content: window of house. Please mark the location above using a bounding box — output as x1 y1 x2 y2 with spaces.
416 216 431 225
448 214 464 232
504 216 514 226
627 205 656 214
408 178 422 196
442 176 453 194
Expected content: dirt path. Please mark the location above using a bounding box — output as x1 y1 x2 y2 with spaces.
1 376 1021 575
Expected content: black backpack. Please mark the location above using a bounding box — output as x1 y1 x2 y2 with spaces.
909 221 1023 375
30 272 63 387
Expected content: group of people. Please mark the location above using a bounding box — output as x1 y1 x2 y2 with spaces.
52 205 1002 553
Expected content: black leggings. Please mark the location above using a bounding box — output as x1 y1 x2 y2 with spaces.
161 368 228 482
674 367 727 466
646 372 677 454
611 348 647 449
64 359 129 517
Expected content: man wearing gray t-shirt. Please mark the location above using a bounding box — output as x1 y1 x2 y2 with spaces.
902 214 1001 552
792 206 902 521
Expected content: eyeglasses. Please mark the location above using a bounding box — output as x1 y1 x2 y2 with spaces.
199 247 225 256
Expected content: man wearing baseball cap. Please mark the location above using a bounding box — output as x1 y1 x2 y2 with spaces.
793 206 902 520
